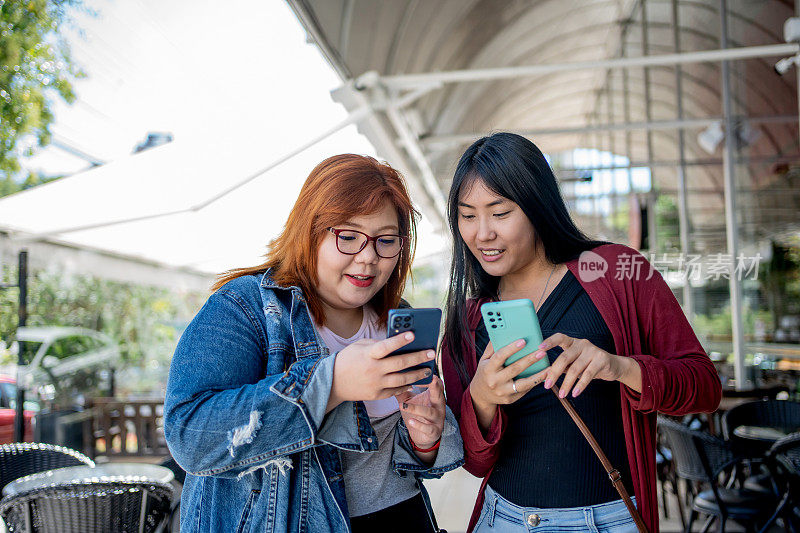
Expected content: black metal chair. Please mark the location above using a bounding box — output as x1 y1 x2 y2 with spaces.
0 478 174 533
0 443 95 494
658 417 776 533
158 455 185 533
759 432 800 532
722 400 800 458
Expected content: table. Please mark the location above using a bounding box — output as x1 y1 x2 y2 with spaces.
733 425 793 444
2 462 175 497
731 425 799 458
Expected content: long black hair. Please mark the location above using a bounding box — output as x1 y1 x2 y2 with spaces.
442 132 604 388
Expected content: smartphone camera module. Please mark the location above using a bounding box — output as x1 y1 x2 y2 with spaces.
490 311 505 330
393 314 413 334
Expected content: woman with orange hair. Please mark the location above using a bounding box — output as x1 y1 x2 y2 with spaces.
165 154 463 533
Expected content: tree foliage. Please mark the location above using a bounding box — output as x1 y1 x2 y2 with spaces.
0 0 83 179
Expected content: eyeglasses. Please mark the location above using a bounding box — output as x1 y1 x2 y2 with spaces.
327 227 405 259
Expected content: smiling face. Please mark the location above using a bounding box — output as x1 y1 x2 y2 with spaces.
316 200 401 314
457 177 539 278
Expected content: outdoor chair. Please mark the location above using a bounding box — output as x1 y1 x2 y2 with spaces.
0 478 174 533
656 424 687 527
158 455 185 533
759 432 800 532
0 443 95 494
658 417 776 533
722 399 800 457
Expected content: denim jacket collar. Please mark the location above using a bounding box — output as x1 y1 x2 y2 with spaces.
259 270 323 360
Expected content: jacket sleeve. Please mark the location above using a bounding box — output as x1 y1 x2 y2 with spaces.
164 288 344 478
622 267 722 416
441 337 505 478
391 406 465 479
458 388 506 478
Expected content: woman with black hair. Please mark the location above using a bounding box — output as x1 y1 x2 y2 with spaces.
440 132 721 532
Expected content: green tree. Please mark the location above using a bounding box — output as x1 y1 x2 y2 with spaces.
655 194 680 253
0 0 83 180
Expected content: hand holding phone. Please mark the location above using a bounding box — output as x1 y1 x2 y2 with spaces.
327 333 435 411
466 299 550 429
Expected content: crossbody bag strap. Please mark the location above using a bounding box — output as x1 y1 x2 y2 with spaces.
415 478 445 533
550 384 649 533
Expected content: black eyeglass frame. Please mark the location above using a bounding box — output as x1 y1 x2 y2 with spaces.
326 227 406 259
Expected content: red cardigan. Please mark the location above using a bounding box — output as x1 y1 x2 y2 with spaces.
441 244 722 533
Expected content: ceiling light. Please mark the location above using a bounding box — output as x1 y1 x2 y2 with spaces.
774 55 799 75
697 121 724 154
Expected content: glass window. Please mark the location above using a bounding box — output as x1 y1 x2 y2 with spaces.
17 341 42 365
45 336 93 360
0 382 15 409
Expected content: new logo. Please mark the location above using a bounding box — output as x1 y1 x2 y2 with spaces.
577 251 608 282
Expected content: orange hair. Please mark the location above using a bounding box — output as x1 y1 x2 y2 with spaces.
213 154 418 326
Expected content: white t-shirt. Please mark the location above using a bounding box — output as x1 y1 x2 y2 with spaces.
314 307 399 418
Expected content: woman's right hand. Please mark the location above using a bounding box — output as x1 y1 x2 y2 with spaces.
468 340 547 430
327 332 436 412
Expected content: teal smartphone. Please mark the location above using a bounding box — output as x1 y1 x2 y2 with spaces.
480 299 548 378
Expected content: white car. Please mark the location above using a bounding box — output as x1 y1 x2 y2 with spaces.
8 327 120 387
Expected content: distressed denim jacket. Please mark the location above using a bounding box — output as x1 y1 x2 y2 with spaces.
165 272 464 533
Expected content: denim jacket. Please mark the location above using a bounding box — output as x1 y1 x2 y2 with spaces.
165 272 463 533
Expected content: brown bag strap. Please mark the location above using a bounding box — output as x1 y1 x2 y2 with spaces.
550 384 649 533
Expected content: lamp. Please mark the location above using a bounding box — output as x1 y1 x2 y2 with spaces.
774 55 800 75
774 17 800 75
697 121 724 154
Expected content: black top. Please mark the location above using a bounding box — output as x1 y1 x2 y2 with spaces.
476 270 635 508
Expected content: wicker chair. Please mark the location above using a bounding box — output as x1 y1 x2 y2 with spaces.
0 443 95 494
658 417 776 533
0 478 174 533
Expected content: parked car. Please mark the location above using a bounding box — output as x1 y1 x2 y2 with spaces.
7 327 121 390
0 375 37 444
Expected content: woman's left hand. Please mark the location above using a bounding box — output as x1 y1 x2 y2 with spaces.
397 375 446 453
532 333 641 398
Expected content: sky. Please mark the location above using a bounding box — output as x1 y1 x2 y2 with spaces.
12 0 445 273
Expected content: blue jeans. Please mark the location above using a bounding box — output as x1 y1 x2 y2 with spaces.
474 485 638 533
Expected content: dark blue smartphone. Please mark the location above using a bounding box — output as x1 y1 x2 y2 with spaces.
387 308 442 386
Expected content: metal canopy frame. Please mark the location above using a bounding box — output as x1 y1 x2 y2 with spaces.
284 0 800 391
368 42 798 88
